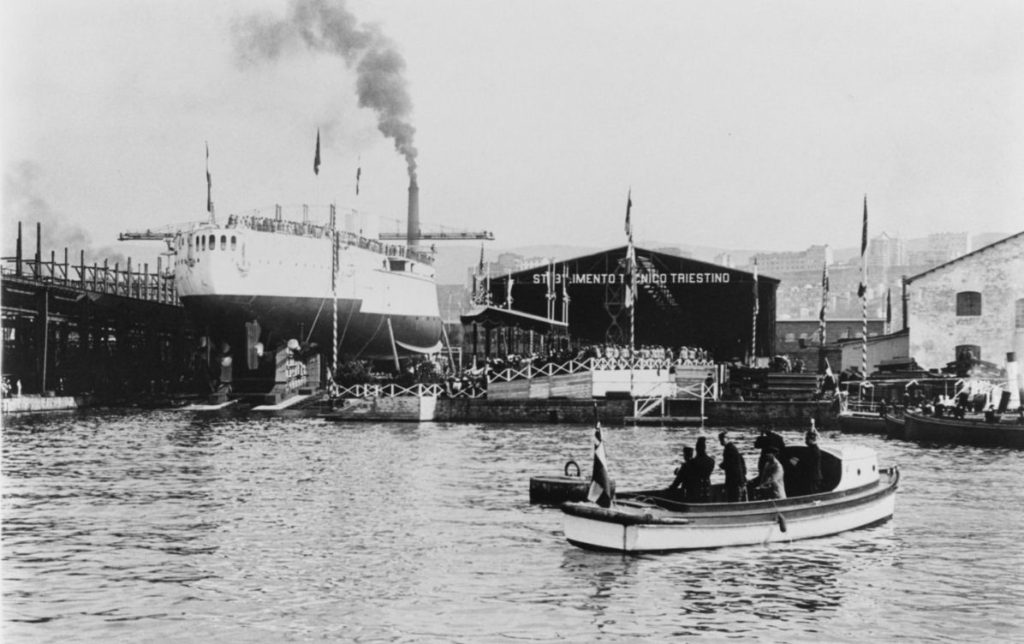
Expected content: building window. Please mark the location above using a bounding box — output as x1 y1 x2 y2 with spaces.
220 235 227 250
956 291 982 316
1016 298 1024 328
955 344 981 362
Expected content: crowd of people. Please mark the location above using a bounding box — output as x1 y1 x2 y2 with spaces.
666 424 823 503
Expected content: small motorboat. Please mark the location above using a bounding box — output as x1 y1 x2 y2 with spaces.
561 444 899 553
837 409 887 434
903 409 1024 448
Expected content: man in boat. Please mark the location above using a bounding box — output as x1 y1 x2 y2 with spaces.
692 436 715 501
790 427 823 495
756 447 787 500
668 447 696 497
718 431 748 502
752 425 786 498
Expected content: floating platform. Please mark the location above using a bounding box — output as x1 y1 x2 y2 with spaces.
251 394 314 411
626 415 707 426
182 399 239 411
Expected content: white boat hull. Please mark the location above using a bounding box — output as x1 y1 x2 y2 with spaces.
563 468 899 552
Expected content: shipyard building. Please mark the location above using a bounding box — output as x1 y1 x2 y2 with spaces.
472 246 779 362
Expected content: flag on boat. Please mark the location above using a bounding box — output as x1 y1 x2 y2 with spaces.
314 129 321 176
857 196 868 298
886 287 892 324
587 425 614 508
205 142 212 214
355 165 361 195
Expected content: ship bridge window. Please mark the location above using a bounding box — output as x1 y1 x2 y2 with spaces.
231 236 237 251
208 235 216 250
220 235 227 250
388 258 407 272
956 291 982 316
201 236 206 251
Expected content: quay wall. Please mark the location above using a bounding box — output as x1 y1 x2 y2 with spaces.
435 398 633 425
707 401 837 430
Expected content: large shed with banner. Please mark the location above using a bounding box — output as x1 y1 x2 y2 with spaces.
472 246 779 363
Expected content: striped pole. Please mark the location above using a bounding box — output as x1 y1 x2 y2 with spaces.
862 294 867 381
332 228 339 383
751 260 758 366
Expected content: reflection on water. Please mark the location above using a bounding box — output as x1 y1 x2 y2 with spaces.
3 412 1023 642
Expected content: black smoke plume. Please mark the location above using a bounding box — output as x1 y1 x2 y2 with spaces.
233 0 418 179
3 161 128 265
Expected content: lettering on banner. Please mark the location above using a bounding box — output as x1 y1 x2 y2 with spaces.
531 271 732 285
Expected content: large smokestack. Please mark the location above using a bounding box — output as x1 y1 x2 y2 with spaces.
407 178 420 251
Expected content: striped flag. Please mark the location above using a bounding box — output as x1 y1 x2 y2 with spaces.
314 129 321 175
205 142 212 213
587 425 614 508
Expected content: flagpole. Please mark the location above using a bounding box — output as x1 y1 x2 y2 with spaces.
860 196 868 382
751 259 759 367
624 189 635 400
818 259 828 373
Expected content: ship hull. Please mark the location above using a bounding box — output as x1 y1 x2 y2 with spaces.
181 293 443 359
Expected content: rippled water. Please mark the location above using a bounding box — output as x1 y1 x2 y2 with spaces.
3 411 1023 642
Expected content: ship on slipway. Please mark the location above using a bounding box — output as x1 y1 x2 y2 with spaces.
142 180 446 392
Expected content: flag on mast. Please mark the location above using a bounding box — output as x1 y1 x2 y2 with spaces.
205 142 212 214
886 287 892 325
857 196 868 298
355 164 361 195
314 129 321 176
624 189 636 309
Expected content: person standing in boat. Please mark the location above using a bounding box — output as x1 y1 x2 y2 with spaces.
790 427 823 495
718 431 748 502
693 436 715 501
756 447 787 499
668 446 696 496
753 424 786 497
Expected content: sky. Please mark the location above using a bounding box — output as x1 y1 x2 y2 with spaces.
2 0 1023 266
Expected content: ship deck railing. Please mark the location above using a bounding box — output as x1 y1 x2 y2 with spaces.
221 211 434 265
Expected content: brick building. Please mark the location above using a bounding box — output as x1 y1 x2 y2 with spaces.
904 231 1024 371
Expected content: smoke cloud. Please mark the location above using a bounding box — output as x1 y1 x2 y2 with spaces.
3 161 128 266
233 0 418 179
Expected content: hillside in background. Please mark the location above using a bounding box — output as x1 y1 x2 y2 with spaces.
432 231 1017 285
